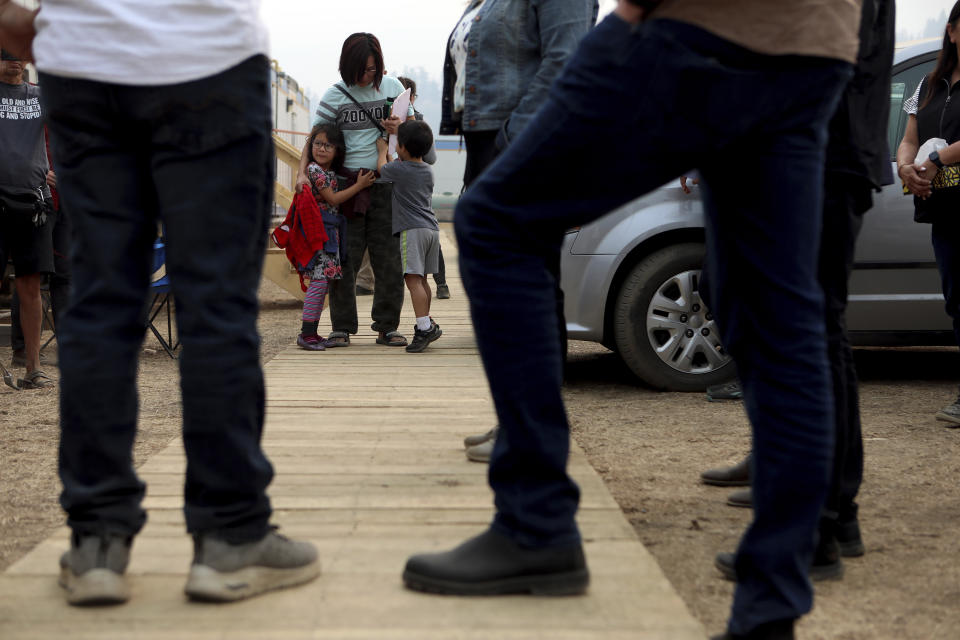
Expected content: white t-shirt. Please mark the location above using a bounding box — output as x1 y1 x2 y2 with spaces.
449 0 486 114
33 1 269 86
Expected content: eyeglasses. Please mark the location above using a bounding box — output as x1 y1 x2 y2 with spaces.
363 66 377 74
312 140 336 152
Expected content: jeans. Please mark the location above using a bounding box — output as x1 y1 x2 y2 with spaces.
42 55 275 543
328 182 405 335
454 15 850 633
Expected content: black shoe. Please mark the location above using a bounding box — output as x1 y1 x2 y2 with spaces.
406 322 442 353
710 619 796 640
836 518 865 557
707 379 743 401
436 284 450 299
714 550 842 582
726 488 753 508
403 528 589 595
701 454 751 487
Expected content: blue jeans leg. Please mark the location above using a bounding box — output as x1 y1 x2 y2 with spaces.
455 12 849 630
44 55 275 543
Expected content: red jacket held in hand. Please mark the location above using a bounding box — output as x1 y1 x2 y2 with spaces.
271 189 329 292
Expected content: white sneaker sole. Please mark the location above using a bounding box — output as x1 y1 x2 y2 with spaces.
184 560 320 602
59 566 130 606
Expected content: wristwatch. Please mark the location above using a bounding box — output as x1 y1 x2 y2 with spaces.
929 150 944 169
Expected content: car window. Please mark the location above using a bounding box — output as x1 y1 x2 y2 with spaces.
888 58 936 158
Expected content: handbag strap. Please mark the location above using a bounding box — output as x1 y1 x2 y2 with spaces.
335 84 386 134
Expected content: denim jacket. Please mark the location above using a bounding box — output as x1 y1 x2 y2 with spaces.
440 0 597 145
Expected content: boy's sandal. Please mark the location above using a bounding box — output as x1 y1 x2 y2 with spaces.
376 331 408 347
326 331 351 347
19 369 54 390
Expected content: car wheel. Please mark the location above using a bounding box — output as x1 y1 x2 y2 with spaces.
612 243 734 391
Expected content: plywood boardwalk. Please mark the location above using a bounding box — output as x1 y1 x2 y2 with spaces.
0 228 706 639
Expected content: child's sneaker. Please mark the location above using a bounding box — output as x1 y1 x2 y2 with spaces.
296 333 326 351
184 527 320 602
59 532 132 606
406 322 442 353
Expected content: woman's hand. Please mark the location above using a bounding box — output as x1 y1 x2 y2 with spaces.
295 172 310 193
45 170 56 189
899 162 932 199
356 169 377 189
382 115 402 136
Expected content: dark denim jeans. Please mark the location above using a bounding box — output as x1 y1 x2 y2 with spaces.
42 55 275 544
454 15 850 633
328 182 405 335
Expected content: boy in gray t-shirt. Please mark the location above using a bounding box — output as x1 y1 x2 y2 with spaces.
376 121 442 353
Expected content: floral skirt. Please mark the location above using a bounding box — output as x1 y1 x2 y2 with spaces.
303 251 342 281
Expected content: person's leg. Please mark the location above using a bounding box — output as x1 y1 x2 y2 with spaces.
818 175 869 554
42 73 154 541
9 284 24 355
366 182 405 338
462 131 499 190
356 248 375 293
14 272 43 375
328 216 363 338
931 217 960 419
698 68 850 632
298 274 328 350
433 245 447 288
404 274 429 318
49 207 73 333
137 57 277 542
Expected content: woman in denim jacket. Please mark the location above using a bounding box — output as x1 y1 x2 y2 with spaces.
440 0 598 187
446 0 597 458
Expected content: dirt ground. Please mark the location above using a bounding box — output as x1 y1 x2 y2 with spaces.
2 278 960 639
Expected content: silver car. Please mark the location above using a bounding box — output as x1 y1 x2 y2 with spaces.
560 39 952 391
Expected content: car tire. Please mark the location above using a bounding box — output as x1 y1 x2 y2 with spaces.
612 243 734 391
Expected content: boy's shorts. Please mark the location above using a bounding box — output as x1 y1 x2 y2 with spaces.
400 227 440 276
0 207 54 278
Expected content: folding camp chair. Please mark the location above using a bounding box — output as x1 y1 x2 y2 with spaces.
147 239 180 358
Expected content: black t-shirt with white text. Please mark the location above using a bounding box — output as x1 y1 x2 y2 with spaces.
0 81 48 193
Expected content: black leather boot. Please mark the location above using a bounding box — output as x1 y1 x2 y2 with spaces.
403 528 589 596
701 453 752 487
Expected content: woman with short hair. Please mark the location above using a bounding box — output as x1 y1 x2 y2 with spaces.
297 32 413 347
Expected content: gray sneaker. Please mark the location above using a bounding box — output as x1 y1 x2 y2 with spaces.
463 426 498 448
58 533 132 606
184 527 320 602
935 398 960 426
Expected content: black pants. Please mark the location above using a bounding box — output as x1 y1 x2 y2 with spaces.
932 215 960 351
819 174 871 532
433 248 447 287
462 130 568 360
43 55 275 543
328 181 404 335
